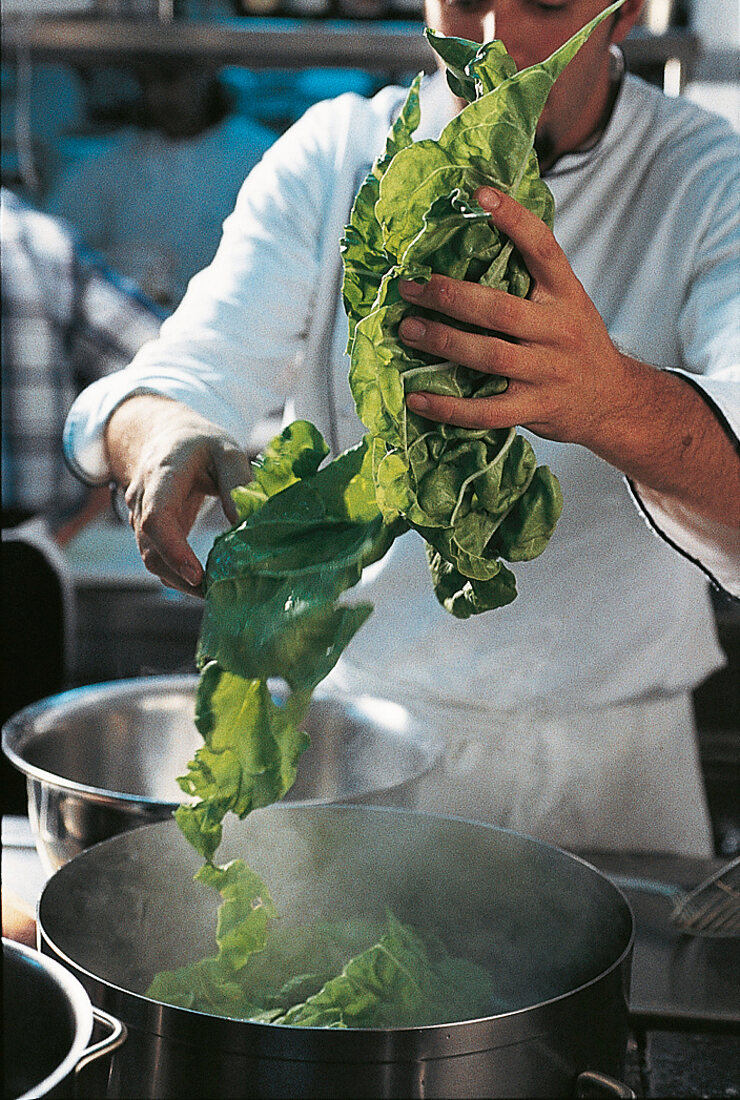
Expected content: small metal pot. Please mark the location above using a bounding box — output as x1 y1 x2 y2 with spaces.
38 805 635 1099
3 938 125 1099
2 675 442 874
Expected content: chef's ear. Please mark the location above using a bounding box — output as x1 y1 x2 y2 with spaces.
609 0 646 45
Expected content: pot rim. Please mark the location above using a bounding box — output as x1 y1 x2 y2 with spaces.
4 937 95 1099
38 806 635 1060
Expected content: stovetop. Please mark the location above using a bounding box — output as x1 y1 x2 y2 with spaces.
584 852 740 1033
623 1029 740 1098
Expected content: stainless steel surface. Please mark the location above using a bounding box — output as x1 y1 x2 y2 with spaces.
0 16 438 75
587 852 740 1032
610 858 740 937
672 856 740 936
575 1070 635 1099
2 674 443 874
38 804 633 1099
3 938 126 1100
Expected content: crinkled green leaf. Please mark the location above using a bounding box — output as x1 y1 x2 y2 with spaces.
177 432 402 862
147 909 498 1029
146 954 268 1019
276 912 495 1029
230 420 329 520
175 665 310 859
344 4 626 615
196 859 279 970
146 860 282 1013
425 545 518 619
341 73 423 346
197 440 400 693
490 465 564 562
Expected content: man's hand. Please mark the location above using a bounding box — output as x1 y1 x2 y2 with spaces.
399 186 740 529
399 185 637 451
105 395 252 594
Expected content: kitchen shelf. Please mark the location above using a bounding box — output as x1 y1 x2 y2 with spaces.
1 16 437 75
1 15 700 86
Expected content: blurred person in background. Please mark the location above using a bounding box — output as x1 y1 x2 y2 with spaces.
1 187 164 810
44 60 277 309
63 0 739 857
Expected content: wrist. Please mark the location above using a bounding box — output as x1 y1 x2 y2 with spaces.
587 360 740 526
104 395 202 486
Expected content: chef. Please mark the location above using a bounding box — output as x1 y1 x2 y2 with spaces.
63 0 740 856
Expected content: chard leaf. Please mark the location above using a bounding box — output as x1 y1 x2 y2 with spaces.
145 860 282 1014
275 912 495 1029
174 666 311 860
345 2 626 615
146 954 267 1019
147 909 497 1030
196 859 279 969
425 546 517 619
230 420 329 520
197 438 399 693
161 9 623 1023
176 428 399 861
341 73 423 345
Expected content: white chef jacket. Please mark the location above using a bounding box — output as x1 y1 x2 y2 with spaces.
64 71 740 856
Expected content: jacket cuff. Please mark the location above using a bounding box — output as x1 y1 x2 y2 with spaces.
626 371 740 598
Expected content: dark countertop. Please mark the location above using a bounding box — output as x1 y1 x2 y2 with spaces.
623 1029 740 1098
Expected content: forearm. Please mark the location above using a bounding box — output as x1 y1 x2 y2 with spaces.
588 357 740 531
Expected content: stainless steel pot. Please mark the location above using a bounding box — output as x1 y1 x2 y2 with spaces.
2 675 442 874
38 804 634 1099
3 938 125 1100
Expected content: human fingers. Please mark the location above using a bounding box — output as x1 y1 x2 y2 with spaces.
136 528 203 598
398 274 546 342
210 439 253 525
406 387 541 433
126 474 206 590
474 187 572 294
399 313 539 379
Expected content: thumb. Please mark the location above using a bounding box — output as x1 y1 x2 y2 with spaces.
211 442 252 525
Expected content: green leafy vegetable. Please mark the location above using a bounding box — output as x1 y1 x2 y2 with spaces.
343 0 628 615
158 6 625 1027
275 912 495 1029
174 670 311 861
176 7 625 859
148 903 497 1029
175 423 401 860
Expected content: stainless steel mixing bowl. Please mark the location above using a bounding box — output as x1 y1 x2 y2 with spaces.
2 674 443 874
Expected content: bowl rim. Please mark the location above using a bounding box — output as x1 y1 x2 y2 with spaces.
1 674 444 807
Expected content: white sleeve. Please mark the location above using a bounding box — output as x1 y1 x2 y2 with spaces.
63 96 352 484
628 166 740 598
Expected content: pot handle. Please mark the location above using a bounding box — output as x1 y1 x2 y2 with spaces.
575 1070 636 1099
74 1007 127 1078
